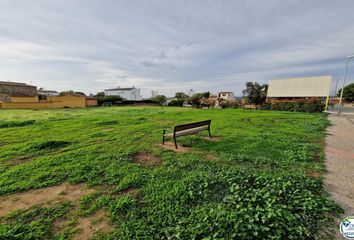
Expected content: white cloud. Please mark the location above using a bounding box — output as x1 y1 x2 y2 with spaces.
0 0 354 97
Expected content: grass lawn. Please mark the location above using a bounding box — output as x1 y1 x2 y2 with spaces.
0 107 339 239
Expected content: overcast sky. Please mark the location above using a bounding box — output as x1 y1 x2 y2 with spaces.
0 0 354 97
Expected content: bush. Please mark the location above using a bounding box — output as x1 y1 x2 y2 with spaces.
261 98 325 113
150 95 167 106
96 96 123 105
220 101 240 109
168 99 184 106
337 82 354 102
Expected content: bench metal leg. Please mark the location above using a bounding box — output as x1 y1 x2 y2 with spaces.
162 130 166 144
174 136 178 149
208 129 212 139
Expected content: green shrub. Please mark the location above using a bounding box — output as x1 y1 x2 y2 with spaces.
96 96 123 105
113 169 339 239
168 99 184 106
261 99 325 113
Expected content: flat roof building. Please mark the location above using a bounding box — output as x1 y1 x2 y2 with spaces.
267 76 332 98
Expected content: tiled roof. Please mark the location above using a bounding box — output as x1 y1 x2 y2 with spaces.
104 88 135 91
0 81 36 87
38 90 58 93
63 92 86 97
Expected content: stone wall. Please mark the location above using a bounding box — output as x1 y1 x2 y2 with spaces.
0 93 11 102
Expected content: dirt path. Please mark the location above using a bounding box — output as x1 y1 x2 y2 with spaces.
324 114 354 239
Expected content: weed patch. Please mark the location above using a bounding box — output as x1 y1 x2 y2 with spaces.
31 140 70 151
96 120 118 126
0 120 35 128
0 203 70 239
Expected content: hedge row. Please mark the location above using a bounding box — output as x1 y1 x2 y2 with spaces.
261 99 325 113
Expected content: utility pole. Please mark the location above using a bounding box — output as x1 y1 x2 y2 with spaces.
338 55 354 114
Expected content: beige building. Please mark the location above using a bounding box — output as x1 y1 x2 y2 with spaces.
218 92 236 102
267 76 332 98
0 81 97 109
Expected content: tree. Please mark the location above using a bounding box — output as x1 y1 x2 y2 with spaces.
189 92 210 107
151 95 167 106
188 89 194 97
338 83 354 102
94 92 105 97
74 92 86 96
175 92 188 99
151 90 159 97
242 82 268 105
202 91 210 98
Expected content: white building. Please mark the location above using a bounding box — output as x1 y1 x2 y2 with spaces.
38 90 59 96
218 92 236 102
104 86 142 100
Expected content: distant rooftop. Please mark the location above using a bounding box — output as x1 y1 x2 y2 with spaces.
104 87 136 91
219 91 234 94
38 90 58 93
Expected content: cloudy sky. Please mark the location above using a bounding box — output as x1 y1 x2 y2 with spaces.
0 0 354 97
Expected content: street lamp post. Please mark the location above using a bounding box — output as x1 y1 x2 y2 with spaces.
338 55 354 114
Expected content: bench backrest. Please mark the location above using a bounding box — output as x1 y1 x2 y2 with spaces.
174 120 211 133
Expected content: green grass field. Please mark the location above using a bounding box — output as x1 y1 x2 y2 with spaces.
0 107 339 239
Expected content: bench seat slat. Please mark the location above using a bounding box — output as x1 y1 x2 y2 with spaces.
164 126 209 137
174 126 209 137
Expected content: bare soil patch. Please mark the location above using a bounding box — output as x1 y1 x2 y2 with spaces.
202 136 222 142
3 156 32 167
101 128 114 132
73 210 113 240
0 183 96 217
133 152 162 167
53 208 113 240
156 142 191 153
205 154 217 161
155 120 172 125
306 170 322 179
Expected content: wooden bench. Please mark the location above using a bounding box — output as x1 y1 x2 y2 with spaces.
162 120 212 149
